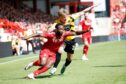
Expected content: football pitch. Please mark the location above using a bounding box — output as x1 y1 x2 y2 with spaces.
0 40 126 84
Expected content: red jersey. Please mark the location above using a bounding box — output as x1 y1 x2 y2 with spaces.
80 19 92 38
41 32 72 53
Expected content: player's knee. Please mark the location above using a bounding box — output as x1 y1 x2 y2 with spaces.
84 39 89 45
67 53 73 61
40 60 46 66
40 62 45 66
67 56 72 61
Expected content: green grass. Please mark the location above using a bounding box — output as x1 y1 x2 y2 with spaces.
0 40 126 84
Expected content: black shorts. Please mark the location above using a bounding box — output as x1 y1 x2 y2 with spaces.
64 39 76 54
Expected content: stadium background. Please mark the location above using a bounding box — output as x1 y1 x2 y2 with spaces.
0 0 126 57
0 1 126 84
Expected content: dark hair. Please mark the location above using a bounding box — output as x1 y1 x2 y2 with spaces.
55 23 63 29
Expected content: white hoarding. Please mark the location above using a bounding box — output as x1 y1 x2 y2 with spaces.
81 0 106 12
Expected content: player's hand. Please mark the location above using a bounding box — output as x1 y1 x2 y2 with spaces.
86 27 93 32
87 27 92 31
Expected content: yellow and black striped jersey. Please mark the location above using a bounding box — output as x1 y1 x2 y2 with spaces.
54 15 78 41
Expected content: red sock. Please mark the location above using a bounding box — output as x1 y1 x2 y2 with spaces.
33 66 49 76
83 45 89 56
33 60 41 66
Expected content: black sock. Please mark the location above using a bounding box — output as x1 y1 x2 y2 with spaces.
64 58 71 67
53 52 61 68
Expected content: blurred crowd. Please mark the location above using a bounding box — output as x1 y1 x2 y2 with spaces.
111 0 126 35
0 0 126 56
0 1 56 55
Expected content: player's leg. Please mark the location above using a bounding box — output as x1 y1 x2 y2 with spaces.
26 50 49 79
50 45 64 75
50 52 61 75
24 49 48 70
61 40 75 74
26 56 48 79
82 37 91 60
24 59 41 70
61 52 73 74
33 57 55 77
26 40 30 54
53 52 61 68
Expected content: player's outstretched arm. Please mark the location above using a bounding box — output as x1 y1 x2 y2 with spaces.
71 4 99 17
75 27 93 35
23 33 43 40
67 27 93 36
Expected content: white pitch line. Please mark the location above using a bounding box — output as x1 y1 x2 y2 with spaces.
0 46 83 65
0 56 36 65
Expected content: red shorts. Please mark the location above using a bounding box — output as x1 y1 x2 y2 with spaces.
39 49 56 63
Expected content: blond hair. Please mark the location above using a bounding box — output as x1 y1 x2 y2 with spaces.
58 8 69 16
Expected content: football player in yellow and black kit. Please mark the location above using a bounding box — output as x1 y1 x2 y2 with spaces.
50 5 97 75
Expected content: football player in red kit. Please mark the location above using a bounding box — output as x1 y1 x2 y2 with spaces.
24 23 92 79
80 12 93 61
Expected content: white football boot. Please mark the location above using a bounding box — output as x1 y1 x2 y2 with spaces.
81 54 88 61
26 73 35 80
50 67 57 75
